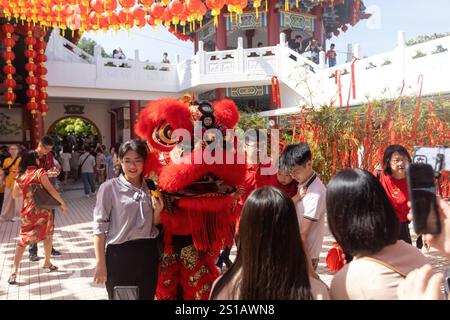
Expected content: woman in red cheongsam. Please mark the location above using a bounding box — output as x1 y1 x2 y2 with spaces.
7 151 67 285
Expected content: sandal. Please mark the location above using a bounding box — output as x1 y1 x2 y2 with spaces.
43 264 58 273
8 273 17 285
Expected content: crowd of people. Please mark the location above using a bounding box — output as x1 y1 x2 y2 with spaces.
1 133 449 301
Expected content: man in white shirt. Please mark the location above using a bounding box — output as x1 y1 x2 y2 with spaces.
280 143 326 271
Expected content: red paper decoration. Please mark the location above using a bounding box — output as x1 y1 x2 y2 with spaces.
2 23 16 107
25 27 38 116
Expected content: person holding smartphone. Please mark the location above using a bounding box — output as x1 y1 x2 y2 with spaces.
398 198 450 299
93 140 163 300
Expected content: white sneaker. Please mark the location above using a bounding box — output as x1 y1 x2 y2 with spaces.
85 194 90 198
11 217 20 222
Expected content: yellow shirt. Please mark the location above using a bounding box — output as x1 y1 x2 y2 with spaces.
2 156 21 189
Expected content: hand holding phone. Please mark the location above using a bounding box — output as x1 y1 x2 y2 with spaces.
407 163 441 235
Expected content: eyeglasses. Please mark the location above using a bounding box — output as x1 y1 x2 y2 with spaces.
390 158 409 164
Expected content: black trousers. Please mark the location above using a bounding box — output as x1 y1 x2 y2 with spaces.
399 222 412 245
106 238 159 300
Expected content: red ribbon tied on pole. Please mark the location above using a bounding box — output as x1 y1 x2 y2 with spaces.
271 76 281 109
335 70 342 109
411 74 423 141
346 56 359 112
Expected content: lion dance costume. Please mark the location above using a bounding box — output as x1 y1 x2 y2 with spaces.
135 97 246 300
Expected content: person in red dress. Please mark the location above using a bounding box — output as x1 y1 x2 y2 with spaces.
378 145 413 244
7 151 67 285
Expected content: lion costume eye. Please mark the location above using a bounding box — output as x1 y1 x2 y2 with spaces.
152 121 178 149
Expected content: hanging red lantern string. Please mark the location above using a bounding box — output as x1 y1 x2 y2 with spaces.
2 23 17 108
35 33 49 117
24 26 39 117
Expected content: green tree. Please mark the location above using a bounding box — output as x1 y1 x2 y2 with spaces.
406 32 450 46
54 118 97 138
77 37 111 58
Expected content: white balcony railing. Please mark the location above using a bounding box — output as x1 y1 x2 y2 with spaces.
45 29 450 108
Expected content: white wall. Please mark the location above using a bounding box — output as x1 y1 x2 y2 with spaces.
44 99 112 148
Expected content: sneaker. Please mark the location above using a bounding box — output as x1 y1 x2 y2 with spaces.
85 194 90 198
51 248 62 256
29 254 40 262
11 217 20 222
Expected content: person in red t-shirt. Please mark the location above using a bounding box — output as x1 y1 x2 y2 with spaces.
379 145 412 245
29 136 63 261
326 43 337 67
216 131 275 271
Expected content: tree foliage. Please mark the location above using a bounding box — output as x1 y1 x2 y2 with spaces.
406 32 450 46
54 118 97 137
77 37 111 58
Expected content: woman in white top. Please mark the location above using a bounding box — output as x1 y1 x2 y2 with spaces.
60 145 72 185
210 186 330 300
93 140 163 300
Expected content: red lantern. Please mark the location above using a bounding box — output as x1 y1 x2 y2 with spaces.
119 0 136 8
1 24 14 34
205 0 226 26
4 92 16 103
3 78 16 88
38 78 49 87
90 0 106 12
2 51 15 62
2 38 16 48
26 89 39 98
3 65 16 75
25 49 37 59
139 0 154 7
39 91 49 101
25 63 38 72
131 5 146 27
149 2 165 24
39 103 49 115
27 101 39 114
26 76 39 85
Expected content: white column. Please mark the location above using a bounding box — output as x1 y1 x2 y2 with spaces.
197 40 205 75
237 36 244 73
353 43 361 59
346 43 353 62
396 30 406 82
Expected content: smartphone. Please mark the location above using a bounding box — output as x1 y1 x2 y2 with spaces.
406 163 441 234
113 286 139 300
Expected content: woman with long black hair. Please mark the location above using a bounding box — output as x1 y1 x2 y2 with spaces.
210 186 329 300
7 151 67 284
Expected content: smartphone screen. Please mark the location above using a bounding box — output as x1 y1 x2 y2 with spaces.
407 163 441 234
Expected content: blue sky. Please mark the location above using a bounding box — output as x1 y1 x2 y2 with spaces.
83 0 450 64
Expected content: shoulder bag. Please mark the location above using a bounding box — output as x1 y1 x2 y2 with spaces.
31 184 61 210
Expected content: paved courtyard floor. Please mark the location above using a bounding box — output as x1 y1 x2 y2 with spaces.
0 179 448 300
